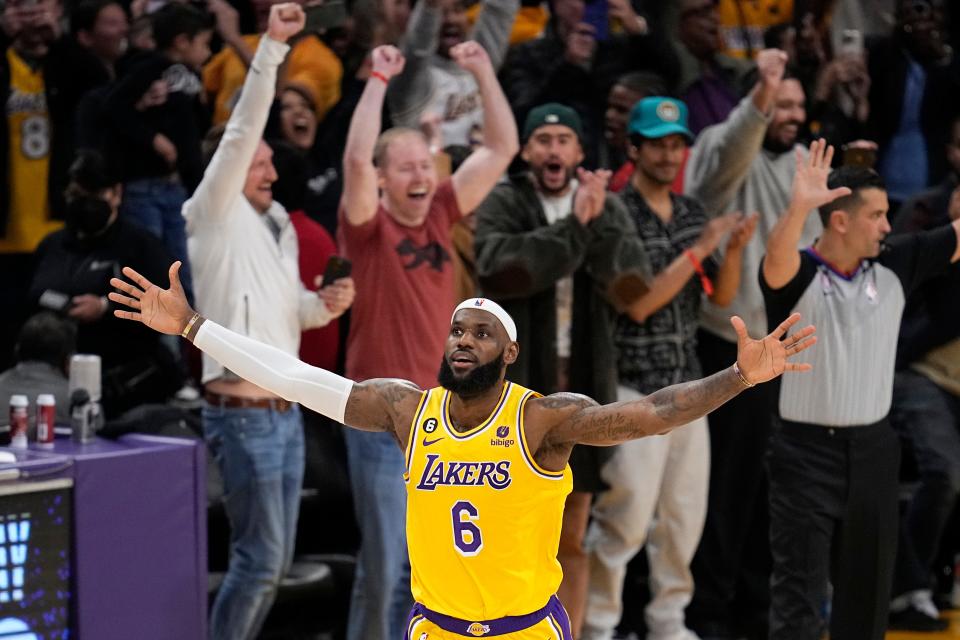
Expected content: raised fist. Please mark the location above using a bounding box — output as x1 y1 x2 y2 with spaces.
450 41 492 76
756 48 788 88
266 3 305 44
371 45 406 80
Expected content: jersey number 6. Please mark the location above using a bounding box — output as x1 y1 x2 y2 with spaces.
452 500 483 556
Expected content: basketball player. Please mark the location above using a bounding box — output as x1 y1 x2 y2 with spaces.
108 263 816 640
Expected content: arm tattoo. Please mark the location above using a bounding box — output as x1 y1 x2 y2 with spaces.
536 393 595 411
344 379 421 433
567 368 745 445
646 367 744 427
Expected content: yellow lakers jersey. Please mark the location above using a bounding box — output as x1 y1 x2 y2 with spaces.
404 382 572 621
0 48 59 253
717 0 794 59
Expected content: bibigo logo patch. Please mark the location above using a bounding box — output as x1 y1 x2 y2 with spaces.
491 426 514 448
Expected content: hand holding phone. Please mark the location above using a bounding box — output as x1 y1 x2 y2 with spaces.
838 29 863 58
581 0 609 42
841 140 878 168
317 256 352 289
315 258 355 316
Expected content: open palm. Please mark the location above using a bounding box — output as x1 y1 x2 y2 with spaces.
109 261 194 336
733 313 817 385
792 138 852 212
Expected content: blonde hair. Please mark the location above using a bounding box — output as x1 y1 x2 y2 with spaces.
373 127 430 168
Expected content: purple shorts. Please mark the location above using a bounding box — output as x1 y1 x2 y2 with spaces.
404 595 573 639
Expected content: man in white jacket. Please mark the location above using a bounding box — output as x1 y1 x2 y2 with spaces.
182 5 354 639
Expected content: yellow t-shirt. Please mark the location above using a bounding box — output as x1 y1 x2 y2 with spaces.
202 34 343 125
405 382 572 621
0 48 61 253
717 0 794 59
466 4 549 45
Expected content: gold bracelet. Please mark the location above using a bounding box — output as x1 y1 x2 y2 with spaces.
180 313 200 339
733 362 755 388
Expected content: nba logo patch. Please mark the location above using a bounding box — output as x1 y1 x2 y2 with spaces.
467 622 490 636
496 425 509 438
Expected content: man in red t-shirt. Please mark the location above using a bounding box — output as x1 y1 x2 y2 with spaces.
337 41 518 640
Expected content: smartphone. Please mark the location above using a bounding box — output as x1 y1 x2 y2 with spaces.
839 29 863 57
581 0 609 42
320 256 352 289
303 0 347 33
842 145 876 168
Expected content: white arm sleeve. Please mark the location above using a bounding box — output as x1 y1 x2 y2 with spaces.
193 320 354 422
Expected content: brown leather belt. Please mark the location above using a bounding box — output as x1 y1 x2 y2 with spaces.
203 391 295 413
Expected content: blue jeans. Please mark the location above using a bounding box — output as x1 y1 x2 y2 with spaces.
120 177 193 304
203 403 305 640
344 428 412 640
890 370 960 596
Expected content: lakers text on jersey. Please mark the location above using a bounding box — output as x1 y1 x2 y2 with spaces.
404 382 572 625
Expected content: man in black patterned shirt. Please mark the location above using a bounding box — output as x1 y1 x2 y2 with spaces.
584 97 756 640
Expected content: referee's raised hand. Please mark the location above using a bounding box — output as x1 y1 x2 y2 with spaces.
791 138 852 213
109 262 196 337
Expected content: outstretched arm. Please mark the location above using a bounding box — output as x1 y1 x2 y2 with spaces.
108 263 422 438
541 313 817 446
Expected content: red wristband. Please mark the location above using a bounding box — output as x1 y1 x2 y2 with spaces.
370 71 389 85
684 249 715 296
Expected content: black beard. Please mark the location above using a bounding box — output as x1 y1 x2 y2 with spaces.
530 165 575 195
763 128 801 154
437 350 505 397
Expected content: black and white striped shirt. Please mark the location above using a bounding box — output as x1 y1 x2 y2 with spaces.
760 226 956 427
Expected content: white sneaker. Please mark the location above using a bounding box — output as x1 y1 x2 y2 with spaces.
911 590 941 619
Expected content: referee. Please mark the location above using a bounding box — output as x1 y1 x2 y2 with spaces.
759 140 960 640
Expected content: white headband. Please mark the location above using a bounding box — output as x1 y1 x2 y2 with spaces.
451 298 518 341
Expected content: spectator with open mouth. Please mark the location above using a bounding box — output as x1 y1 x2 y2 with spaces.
337 40 517 640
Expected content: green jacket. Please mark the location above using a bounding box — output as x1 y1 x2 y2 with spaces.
475 174 649 404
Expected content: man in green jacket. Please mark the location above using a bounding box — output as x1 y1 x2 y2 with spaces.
474 102 648 637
